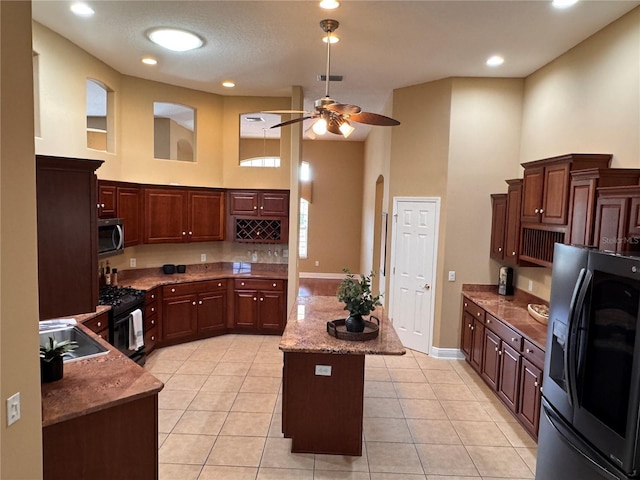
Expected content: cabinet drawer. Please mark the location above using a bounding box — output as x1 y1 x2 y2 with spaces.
485 314 522 350
234 278 284 291
200 279 227 291
163 283 197 297
462 298 485 322
83 312 108 334
522 339 545 370
145 289 159 305
145 313 158 332
144 326 159 351
145 302 158 318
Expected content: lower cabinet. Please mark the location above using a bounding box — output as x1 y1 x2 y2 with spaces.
233 279 286 333
144 288 160 352
82 311 109 342
461 296 544 439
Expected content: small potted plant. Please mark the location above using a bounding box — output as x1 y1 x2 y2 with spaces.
40 337 78 383
337 269 382 332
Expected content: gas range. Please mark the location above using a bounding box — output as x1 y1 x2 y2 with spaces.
98 285 146 317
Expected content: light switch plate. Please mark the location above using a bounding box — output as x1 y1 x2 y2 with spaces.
315 365 332 376
201 253 207 262
448 271 456 282
130 258 136 268
7 392 20 426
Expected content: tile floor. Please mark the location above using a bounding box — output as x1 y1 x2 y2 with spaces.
145 334 537 480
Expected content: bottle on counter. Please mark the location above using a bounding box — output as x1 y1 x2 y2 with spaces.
111 268 118 286
105 260 111 286
99 261 105 288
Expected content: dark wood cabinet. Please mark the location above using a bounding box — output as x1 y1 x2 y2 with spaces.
82 311 109 342
498 342 521 413
461 299 485 373
229 191 259 216
144 187 224 244
481 329 500 390
228 190 289 217
227 189 290 243
490 194 507 260
144 288 160 352
518 357 542 436
37 156 102 320
521 165 545 224
98 183 117 218
197 281 227 335
593 186 640 254
162 291 198 342
233 278 287 333
118 186 142 247
504 179 522 265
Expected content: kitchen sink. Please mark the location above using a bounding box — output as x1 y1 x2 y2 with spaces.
39 325 109 362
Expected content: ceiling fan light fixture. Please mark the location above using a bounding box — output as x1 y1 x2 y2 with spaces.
304 126 317 140
312 118 328 136
339 120 355 138
322 35 339 44
319 0 340 10
147 28 203 52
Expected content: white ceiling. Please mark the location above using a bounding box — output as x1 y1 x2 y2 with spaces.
32 0 639 141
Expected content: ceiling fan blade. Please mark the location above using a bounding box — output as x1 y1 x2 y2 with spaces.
270 116 316 129
325 103 362 115
262 110 313 114
349 112 401 126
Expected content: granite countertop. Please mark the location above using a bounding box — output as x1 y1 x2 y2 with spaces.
41 314 163 427
279 296 406 356
119 262 288 291
462 284 548 350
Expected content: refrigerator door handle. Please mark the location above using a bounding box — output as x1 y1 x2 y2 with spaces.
543 404 621 480
565 268 590 407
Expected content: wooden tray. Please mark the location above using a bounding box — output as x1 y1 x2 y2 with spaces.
326 316 380 341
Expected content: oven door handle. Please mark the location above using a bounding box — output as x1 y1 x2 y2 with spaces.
113 224 124 250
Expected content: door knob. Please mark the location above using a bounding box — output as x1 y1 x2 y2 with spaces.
423 284 431 290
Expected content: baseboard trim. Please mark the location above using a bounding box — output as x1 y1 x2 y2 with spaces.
299 272 345 279
430 346 465 360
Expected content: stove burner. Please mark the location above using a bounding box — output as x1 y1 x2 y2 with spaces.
99 285 146 306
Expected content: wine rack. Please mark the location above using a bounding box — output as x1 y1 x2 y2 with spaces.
235 218 282 242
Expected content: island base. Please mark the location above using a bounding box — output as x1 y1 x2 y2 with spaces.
282 351 364 456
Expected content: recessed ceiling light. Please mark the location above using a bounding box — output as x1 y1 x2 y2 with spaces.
552 0 579 8
147 28 203 52
486 55 504 67
70 2 94 17
222 81 235 88
322 35 339 44
141 57 158 65
319 0 340 9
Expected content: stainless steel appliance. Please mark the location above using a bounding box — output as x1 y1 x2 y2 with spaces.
98 217 124 258
536 243 640 480
98 285 146 365
498 265 514 295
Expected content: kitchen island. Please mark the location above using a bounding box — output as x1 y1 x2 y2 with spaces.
279 295 405 456
41 312 163 480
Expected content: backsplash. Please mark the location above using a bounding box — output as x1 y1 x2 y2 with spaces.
105 241 288 273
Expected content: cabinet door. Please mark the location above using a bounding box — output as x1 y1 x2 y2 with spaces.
117 186 142 247
98 183 117 218
541 162 571 224
490 194 507 260
258 290 285 332
260 192 289 216
197 290 227 335
229 191 259 216
481 329 500 390
234 290 258 329
521 166 544 223
567 178 596 246
498 342 521 413
628 197 640 237
518 358 542 436
162 294 197 341
593 197 628 253
504 180 522 264
470 318 484 373
461 311 474 360
144 188 187 244
188 191 224 242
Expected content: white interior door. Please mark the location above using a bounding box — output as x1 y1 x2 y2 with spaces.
389 197 439 354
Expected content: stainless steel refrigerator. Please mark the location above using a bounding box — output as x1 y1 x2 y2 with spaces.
536 244 640 479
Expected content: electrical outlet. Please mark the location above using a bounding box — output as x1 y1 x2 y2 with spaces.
201 253 206 262
7 392 20 427
448 271 456 282
528 280 534 292
129 258 136 268
315 365 332 376
315 260 320 267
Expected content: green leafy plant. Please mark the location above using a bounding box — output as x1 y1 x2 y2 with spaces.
337 269 382 316
39 337 78 362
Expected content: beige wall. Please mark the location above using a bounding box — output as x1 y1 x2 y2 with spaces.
299 140 364 274
1 2 43 478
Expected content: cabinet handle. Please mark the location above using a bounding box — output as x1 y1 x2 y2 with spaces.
260 206 264 210
526 348 531 353
97 203 101 209
260 297 264 301
253 297 257 301
199 301 203 305
101 203 105 208
477 312 482 317
485 317 490 322
192 301 196 306
511 337 517 342
97 321 102 328
151 294 155 299
218 282 222 287
151 335 155 341
534 381 539 387
273 283 277 287
189 231 193 235
151 319 155 325
470 326 474 331
534 208 539 214
468 323 472 328
498 349 502 355
495 347 499 352
512 251 516 256
241 282 245 286
182 231 187 236
464 302 468 307
151 307 155 312
254 206 257 210
540 209 544 214
171 288 176 293
498 247 502 252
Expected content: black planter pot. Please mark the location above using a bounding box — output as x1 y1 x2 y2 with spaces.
41 356 64 383
345 313 366 333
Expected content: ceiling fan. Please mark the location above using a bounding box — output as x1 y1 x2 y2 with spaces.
267 19 400 139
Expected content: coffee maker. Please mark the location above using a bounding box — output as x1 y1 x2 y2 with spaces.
498 266 514 295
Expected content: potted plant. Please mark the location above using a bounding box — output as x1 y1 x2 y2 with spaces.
40 337 78 383
337 269 382 332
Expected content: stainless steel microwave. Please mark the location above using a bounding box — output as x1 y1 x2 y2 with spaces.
98 218 124 258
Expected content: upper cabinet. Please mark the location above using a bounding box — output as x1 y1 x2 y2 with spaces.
504 179 523 265
143 187 224 244
227 190 290 243
490 194 507 261
37 156 103 320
